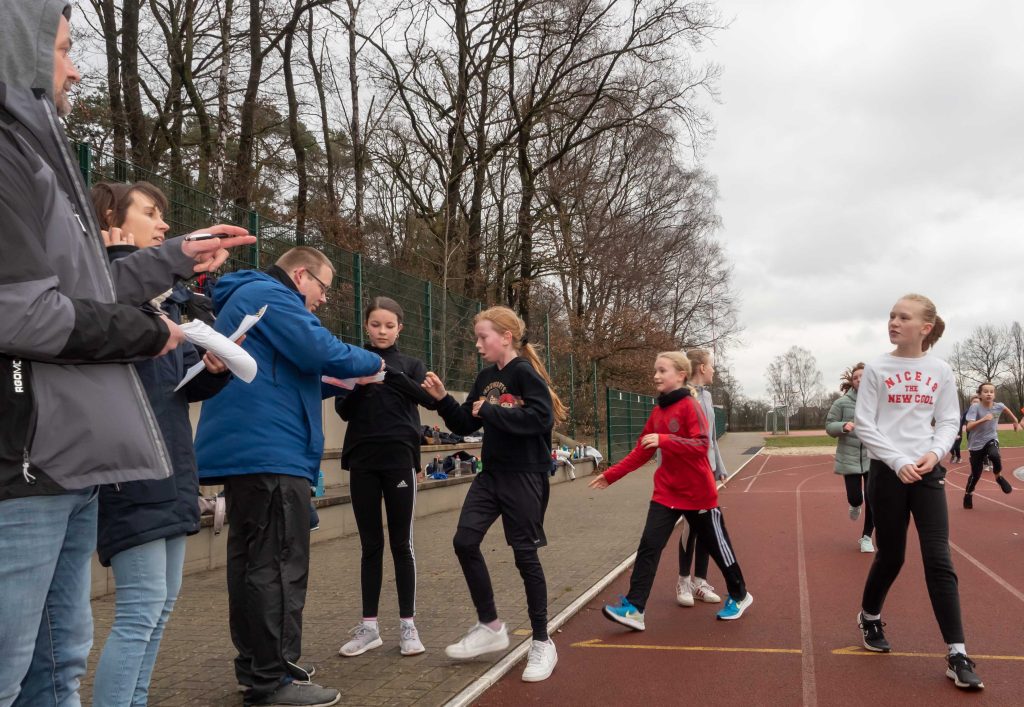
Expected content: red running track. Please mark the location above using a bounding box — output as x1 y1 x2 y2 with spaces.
476 452 1024 706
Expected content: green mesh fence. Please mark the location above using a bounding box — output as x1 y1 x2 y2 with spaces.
605 387 656 464
74 142 482 392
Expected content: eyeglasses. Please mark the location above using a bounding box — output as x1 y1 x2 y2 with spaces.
303 269 330 297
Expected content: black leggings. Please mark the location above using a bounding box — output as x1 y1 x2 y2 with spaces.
452 471 550 641
966 441 1002 494
629 501 746 613
350 467 417 618
861 461 964 643
844 473 875 537
678 526 710 579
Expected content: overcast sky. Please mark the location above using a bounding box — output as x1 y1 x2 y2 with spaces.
702 0 1024 399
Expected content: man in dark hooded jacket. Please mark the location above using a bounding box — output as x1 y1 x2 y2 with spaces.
0 3 254 704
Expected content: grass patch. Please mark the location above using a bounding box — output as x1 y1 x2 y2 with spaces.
763 435 835 448
762 430 1024 449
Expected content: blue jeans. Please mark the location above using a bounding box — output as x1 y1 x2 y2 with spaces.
92 535 187 707
0 489 98 707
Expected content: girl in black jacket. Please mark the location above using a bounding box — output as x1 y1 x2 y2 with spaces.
335 297 440 658
90 182 233 706
421 305 567 683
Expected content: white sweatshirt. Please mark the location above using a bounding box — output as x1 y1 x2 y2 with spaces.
854 352 960 473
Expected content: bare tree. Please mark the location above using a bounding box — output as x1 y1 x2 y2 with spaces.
766 346 823 411
956 324 1011 388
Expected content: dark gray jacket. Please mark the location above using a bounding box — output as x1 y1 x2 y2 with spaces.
0 0 197 500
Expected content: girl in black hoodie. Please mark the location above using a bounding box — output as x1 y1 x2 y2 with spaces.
335 297 440 658
421 305 567 683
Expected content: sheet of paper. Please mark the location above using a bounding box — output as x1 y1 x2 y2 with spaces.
322 371 386 390
173 305 267 391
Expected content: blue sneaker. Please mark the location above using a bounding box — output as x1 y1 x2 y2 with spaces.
603 596 645 631
716 592 753 620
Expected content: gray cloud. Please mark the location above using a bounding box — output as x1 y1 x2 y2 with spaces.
706 0 1024 398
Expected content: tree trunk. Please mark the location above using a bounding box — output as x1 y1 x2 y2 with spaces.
283 13 307 243
120 0 149 169
94 0 127 161
231 0 264 208
347 0 364 248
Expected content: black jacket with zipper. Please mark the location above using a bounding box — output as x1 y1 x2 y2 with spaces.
334 343 440 471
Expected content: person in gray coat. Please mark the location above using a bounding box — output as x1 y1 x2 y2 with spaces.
0 4 253 704
825 363 874 553
676 349 728 607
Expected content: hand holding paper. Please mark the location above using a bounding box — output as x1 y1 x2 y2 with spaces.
174 306 267 391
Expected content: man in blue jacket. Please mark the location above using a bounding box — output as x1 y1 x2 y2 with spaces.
196 247 382 707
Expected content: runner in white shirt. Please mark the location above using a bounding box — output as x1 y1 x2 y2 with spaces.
853 293 983 691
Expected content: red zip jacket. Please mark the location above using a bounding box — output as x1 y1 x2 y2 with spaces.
603 387 716 510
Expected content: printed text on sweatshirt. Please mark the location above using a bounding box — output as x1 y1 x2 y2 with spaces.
854 353 959 474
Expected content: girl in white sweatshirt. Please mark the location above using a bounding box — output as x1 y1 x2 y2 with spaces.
853 293 982 691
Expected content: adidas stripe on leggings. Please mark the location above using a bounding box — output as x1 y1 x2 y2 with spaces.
628 501 746 612
350 467 417 618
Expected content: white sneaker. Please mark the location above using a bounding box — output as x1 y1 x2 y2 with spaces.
521 639 558 682
859 535 875 553
676 577 694 607
849 504 861 521
444 622 509 659
400 622 426 656
339 623 383 657
693 578 722 604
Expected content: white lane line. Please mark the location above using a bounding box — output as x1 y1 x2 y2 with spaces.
949 540 1024 604
795 472 829 707
944 476 1024 516
444 451 765 707
744 454 772 492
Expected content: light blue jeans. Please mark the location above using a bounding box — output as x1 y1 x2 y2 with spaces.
91 535 187 707
0 489 98 707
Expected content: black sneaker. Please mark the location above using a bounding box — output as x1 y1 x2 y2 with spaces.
996 475 1012 494
245 680 340 707
963 493 973 509
946 653 984 690
857 612 891 652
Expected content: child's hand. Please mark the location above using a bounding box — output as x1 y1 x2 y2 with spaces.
588 473 609 490
914 451 939 475
982 413 994 422
640 434 660 449
1014 422 1021 432
472 398 486 417
896 463 922 484
420 372 447 400
843 422 855 433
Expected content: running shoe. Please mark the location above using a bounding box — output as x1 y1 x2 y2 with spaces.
339 623 383 657
244 680 340 707
603 596 646 631
521 639 558 682
859 535 875 553
444 622 509 659
849 504 861 521
400 622 425 656
996 475 1013 494
716 592 753 620
676 577 694 607
857 612 890 652
963 493 973 509
693 578 721 603
946 652 983 690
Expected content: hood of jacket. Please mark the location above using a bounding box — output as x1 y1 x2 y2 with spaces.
0 0 68 96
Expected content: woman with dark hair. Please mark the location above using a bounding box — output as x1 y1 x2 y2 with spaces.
825 362 874 552
89 181 234 706
334 296 440 658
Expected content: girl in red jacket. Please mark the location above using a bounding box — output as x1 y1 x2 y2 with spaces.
590 351 752 629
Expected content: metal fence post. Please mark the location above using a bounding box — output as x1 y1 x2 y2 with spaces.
569 353 576 439
605 386 612 463
475 302 483 372
353 253 364 345
247 211 260 268
424 281 434 369
77 143 91 187
544 313 551 372
594 361 600 452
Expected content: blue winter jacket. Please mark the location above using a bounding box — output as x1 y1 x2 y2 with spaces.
195 268 382 483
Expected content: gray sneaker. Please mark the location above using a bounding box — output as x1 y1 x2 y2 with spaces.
245 680 340 707
238 666 315 692
339 623 383 657
400 623 426 656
